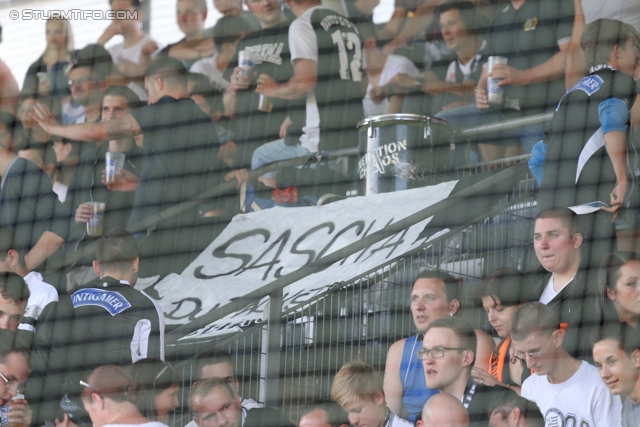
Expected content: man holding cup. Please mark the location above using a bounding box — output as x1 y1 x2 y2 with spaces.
434 0 574 162
221 0 300 171
64 85 143 290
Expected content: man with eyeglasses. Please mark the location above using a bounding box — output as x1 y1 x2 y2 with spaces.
0 330 32 427
513 302 621 427
420 317 514 427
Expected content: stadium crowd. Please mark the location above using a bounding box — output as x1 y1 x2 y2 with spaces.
0 0 639 426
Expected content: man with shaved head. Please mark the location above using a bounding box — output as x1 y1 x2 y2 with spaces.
417 393 469 427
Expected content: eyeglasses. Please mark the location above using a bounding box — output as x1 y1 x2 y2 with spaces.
513 334 553 361
68 77 94 87
0 371 20 390
79 380 98 392
417 347 466 360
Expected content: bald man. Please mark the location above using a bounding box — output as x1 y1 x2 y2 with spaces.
416 394 469 427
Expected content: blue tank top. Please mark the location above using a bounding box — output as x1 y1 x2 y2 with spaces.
399 334 439 422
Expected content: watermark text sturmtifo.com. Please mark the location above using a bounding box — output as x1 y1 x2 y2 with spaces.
9 9 138 20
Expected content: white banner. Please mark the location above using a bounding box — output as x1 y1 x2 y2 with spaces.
141 181 457 340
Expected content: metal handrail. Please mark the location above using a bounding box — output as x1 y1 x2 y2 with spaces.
45 111 551 275
164 162 530 344
453 111 553 138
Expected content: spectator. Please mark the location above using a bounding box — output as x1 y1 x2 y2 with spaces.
331 361 412 427
51 137 83 202
297 400 349 427
0 330 31 427
0 25 19 115
80 365 167 427
98 0 163 96
22 18 75 103
565 0 640 89
0 273 30 331
0 226 56 335
185 349 262 417
191 16 253 92
488 395 545 427
596 251 640 327
32 57 228 277
189 377 294 427
538 19 639 257
129 359 180 424
435 0 574 162
65 228 165 393
0 111 66 271
472 268 538 395
376 0 484 117
64 45 112 125
54 394 92 427
221 0 299 172
361 22 420 117
420 317 514 427
592 322 640 427
202 0 261 36
251 0 364 188
383 269 494 422
17 94 57 175
158 0 215 69
514 302 621 427
64 84 142 290
528 207 599 361
416 393 469 427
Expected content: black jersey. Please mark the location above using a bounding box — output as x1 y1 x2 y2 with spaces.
65 277 165 387
289 6 364 152
223 17 301 167
539 67 637 211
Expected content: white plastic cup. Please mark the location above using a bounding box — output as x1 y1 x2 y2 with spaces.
105 151 125 188
86 201 106 237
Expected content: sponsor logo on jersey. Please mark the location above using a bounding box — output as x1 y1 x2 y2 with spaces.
319 14 357 32
557 75 604 111
71 288 132 316
244 43 284 65
1 405 8 427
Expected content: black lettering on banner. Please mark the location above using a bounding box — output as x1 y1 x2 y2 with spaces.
316 221 366 260
290 223 335 265
242 230 291 280
165 298 205 321
193 229 270 279
361 227 409 262
286 288 312 306
352 219 393 263
234 298 268 317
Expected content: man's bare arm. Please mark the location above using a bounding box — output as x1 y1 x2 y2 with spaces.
255 59 317 100
25 231 65 271
32 103 142 141
492 41 570 87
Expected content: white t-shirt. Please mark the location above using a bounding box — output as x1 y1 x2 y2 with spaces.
190 53 231 91
18 271 58 333
521 361 622 427
538 276 574 305
288 5 325 153
108 34 163 97
363 54 419 118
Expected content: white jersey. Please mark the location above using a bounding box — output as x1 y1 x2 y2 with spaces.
521 361 622 427
18 271 58 333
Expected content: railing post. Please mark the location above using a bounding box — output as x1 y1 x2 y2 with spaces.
259 290 283 407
